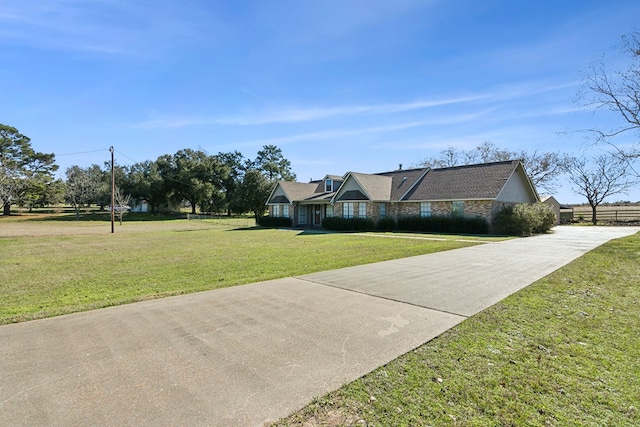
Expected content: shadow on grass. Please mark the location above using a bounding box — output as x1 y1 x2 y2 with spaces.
224 227 337 236
22 212 183 223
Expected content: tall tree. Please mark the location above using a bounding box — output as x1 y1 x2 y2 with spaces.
1 124 58 215
565 153 637 224
234 169 272 219
64 165 103 219
217 151 247 215
18 178 65 212
126 160 167 213
254 145 296 182
162 149 229 214
579 30 640 173
418 141 568 193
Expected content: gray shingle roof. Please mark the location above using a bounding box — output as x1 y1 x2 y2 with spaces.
269 160 530 204
349 173 392 201
376 168 429 200
274 181 318 202
403 160 520 201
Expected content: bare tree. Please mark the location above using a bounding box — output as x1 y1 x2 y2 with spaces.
114 186 131 225
579 30 640 175
65 165 102 220
417 141 568 193
565 153 637 224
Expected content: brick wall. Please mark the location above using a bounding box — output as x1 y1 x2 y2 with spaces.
320 200 511 225
396 200 494 220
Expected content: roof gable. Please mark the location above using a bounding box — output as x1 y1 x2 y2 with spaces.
332 172 392 202
495 162 539 203
403 160 524 201
267 181 317 204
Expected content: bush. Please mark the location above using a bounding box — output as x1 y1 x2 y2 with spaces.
492 203 556 236
322 216 375 231
396 215 489 234
529 202 557 233
377 216 396 231
256 215 292 228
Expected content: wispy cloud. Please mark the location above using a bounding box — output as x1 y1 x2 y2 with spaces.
133 94 491 129
132 79 577 129
226 111 492 148
0 0 222 56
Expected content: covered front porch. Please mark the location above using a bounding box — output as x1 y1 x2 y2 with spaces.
295 203 332 227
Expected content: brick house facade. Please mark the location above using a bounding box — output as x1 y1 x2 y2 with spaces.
267 160 540 227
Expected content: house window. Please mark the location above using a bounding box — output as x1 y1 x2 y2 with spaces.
298 206 307 224
379 203 386 218
420 202 431 217
325 179 333 192
282 204 289 217
452 201 464 216
358 202 367 218
343 202 354 219
326 205 334 217
273 205 280 217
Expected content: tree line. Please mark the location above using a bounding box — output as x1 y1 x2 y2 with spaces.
0 126 296 219
64 145 296 219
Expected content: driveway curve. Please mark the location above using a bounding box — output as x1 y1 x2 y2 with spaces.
0 226 637 426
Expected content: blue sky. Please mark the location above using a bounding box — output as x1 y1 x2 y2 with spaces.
1 0 639 203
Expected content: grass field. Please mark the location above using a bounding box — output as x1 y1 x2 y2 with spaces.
271 231 640 427
0 214 486 325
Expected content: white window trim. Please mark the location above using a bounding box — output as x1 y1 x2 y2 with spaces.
358 202 367 218
343 202 354 219
325 179 333 192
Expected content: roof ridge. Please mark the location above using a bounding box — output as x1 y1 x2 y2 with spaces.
375 167 426 176
432 159 519 171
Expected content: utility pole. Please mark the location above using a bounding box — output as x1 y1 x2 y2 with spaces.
110 146 115 234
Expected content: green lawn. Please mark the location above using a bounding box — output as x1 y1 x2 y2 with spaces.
271 231 640 426
0 216 480 324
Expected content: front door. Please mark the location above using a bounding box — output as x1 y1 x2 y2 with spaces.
314 205 322 225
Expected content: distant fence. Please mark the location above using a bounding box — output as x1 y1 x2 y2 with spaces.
569 209 640 222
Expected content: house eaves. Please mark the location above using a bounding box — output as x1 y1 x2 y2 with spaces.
266 181 318 205
330 172 392 203
402 160 521 201
495 162 540 202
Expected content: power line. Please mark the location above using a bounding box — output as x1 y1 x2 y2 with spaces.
56 148 109 156
114 149 140 164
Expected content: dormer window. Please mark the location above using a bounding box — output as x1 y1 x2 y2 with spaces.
325 179 333 192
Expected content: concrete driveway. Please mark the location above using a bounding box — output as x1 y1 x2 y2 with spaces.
0 226 637 426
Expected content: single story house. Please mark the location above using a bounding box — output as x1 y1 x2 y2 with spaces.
541 195 561 225
266 160 540 227
130 200 149 213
